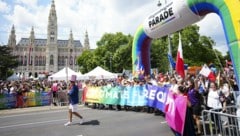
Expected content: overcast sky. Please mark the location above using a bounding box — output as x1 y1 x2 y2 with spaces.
0 0 227 55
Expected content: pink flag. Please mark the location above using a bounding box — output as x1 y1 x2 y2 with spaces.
165 91 187 135
175 33 185 78
199 65 216 81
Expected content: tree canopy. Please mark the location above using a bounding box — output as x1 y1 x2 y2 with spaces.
0 46 18 80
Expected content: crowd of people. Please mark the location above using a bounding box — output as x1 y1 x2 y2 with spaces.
0 64 239 135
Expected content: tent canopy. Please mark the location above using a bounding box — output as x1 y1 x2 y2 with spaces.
49 67 82 81
80 66 118 80
7 73 20 81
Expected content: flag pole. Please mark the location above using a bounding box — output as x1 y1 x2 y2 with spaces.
168 34 173 75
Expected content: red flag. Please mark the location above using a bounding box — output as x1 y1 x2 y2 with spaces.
199 65 216 81
175 33 185 78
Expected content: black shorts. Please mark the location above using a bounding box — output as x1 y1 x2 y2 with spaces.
53 91 57 98
191 103 202 116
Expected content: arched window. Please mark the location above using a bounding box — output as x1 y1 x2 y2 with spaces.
65 56 68 65
20 56 23 66
24 56 27 66
35 56 38 66
44 56 46 65
50 55 54 65
39 56 42 66
30 56 33 65
61 56 64 66
58 56 61 65
70 56 73 65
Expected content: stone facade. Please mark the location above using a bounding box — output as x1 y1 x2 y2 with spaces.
7 0 90 78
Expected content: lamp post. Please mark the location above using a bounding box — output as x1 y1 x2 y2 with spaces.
168 35 173 75
110 54 112 72
65 58 68 82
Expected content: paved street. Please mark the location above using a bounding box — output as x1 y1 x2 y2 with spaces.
0 106 173 136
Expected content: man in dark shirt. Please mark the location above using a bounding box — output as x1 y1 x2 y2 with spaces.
64 75 84 126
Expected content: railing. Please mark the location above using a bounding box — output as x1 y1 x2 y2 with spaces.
202 106 240 136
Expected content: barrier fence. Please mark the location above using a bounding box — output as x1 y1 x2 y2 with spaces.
0 90 81 109
202 106 240 136
0 92 51 109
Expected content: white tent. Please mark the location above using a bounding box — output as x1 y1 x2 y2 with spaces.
48 67 82 81
80 66 118 80
7 73 20 81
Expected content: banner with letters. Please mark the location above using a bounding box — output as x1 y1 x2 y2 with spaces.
84 84 169 111
84 84 187 135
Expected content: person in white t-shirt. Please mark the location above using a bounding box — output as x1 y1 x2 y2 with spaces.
207 82 222 133
169 77 179 94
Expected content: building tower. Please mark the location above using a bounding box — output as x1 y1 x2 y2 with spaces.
84 30 90 50
68 30 74 69
28 27 35 77
46 0 58 73
8 25 16 49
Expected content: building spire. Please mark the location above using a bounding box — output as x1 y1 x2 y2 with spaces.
49 0 56 18
84 30 90 50
47 0 57 45
68 29 74 46
29 26 35 45
8 24 16 47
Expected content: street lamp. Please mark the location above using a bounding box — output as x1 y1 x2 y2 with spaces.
65 58 68 82
104 60 106 68
168 35 173 75
110 54 112 72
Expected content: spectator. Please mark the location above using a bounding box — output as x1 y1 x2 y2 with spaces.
51 81 59 106
186 79 203 135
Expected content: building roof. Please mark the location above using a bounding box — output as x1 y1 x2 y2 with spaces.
17 38 82 47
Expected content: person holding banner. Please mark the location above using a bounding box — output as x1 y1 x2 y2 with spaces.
186 79 203 135
64 75 84 126
169 85 196 136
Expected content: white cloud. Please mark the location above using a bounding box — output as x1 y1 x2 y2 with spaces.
15 0 38 9
196 13 228 55
0 0 10 13
0 0 228 56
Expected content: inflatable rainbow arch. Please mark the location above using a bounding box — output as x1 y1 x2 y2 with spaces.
132 0 240 86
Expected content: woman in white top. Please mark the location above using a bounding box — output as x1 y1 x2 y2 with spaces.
169 77 179 94
207 82 222 133
207 82 222 109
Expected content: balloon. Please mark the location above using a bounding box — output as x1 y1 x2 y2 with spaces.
132 0 240 86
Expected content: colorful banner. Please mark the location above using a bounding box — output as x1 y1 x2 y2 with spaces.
0 92 51 109
165 91 187 135
0 94 16 109
84 84 187 135
85 85 169 111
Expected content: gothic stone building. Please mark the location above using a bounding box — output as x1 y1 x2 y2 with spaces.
7 0 90 78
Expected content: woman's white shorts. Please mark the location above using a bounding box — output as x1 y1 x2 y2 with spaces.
69 104 78 112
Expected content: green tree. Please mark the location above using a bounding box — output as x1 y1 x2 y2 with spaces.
170 25 224 68
95 32 130 73
113 35 133 72
150 37 169 72
77 50 94 74
77 25 226 75
0 46 18 80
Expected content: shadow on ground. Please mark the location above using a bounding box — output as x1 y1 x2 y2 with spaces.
81 120 100 125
